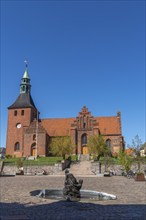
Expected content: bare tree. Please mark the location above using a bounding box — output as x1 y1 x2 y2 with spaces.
132 135 142 157
131 135 143 173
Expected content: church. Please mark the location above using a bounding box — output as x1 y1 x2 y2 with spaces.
6 65 125 158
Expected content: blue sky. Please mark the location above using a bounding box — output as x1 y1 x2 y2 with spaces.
1 0 145 147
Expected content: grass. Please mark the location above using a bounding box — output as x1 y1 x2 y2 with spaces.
1 155 78 166
1 157 63 166
2 155 145 167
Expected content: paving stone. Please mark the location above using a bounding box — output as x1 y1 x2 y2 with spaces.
0 175 146 220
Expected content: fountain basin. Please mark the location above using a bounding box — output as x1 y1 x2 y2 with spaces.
30 189 117 201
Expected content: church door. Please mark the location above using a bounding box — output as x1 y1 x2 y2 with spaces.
32 148 36 156
31 143 36 156
82 146 89 155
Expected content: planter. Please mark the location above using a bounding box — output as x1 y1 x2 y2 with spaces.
104 171 111 177
135 173 145 181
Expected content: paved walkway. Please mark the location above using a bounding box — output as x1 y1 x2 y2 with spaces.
0 175 146 220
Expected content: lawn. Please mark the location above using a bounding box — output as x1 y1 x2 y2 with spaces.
1 155 78 166
1 157 63 166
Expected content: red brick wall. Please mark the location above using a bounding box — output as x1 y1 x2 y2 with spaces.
6 108 32 157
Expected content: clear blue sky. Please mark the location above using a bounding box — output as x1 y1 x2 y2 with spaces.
1 0 145 148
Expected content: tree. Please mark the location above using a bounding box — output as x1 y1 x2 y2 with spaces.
131 135 144 173
140 142 146 150
49 136 73 159
88 134 110 161
132 135 142 157
118 150 133 172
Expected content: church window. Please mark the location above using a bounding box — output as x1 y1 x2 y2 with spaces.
33 134 36 141
14 142 20 151
83 115 86 128
113 138 117 145
14 110 17 116
21 110 24 116
81 134 87 145
106 139 111 148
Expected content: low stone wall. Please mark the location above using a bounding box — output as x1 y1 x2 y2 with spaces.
24 163 63 175
2 165 18 175
2 161 146 176
91 162 146 175
2 163 63 175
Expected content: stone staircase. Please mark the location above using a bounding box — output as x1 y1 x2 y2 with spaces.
69 160 94 176
79 154 90 161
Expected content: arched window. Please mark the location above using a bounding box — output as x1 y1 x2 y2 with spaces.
14 142 20 151
81 134 87 145
14 110 17 116
33 134 36 141
106 139 111 148
21 110 24 116
83 115 86 128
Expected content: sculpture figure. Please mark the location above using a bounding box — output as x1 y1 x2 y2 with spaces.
63 169 83 201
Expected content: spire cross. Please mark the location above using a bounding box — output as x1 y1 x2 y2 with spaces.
24 60 29 69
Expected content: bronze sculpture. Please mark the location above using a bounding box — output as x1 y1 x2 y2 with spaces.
63 169 83 201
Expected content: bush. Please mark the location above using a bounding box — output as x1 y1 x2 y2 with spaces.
5 154 12 159
16 158 23 168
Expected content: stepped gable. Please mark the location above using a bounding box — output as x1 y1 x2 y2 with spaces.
41 118 75 136
25 119 47 134
41 115 121 137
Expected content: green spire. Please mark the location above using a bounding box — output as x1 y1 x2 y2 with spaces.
23 69 30 79
20 60 31 94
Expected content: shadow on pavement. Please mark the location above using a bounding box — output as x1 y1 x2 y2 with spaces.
0 201 146 220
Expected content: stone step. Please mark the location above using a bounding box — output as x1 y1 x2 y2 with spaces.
79 154 90 161
27 156 35 160
70 160 94 175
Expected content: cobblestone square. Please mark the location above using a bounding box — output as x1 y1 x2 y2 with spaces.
0 175 146 220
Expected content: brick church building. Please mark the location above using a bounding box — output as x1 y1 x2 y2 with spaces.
6 66 125 158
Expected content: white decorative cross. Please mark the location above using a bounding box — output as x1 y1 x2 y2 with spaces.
24 59 29 68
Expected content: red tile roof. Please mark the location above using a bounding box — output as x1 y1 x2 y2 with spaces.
125 148 134 155
41 115 121 136
41 118 75 136
95 116 121 135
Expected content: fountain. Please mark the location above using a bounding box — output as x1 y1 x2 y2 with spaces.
30 169 117 201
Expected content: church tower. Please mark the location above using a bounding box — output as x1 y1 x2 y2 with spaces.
6 62 38 157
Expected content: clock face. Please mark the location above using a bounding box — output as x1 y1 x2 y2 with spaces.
16 123 21 129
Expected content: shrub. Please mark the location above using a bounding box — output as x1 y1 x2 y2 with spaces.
16 158 23 168
5 154 12 159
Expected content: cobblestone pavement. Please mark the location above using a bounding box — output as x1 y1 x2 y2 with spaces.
0 175 146 220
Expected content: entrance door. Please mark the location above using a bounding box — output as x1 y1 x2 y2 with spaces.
32 148 36 156
31 143 36 157
82 146 89 155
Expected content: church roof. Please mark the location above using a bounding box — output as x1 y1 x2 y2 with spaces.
94 116 121 135
41 115 121 137
41 118 75 136
8 93 36 109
